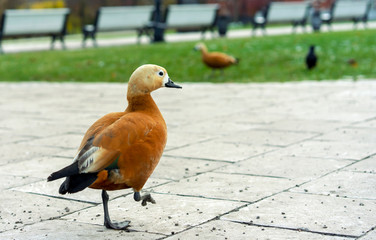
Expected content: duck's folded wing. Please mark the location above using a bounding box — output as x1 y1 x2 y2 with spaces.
206 52 236 66
77 115 154 173
47 138 120 182
76 139 121 174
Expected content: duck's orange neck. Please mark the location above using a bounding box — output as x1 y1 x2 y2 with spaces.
126 94 160 114
200 46 209 57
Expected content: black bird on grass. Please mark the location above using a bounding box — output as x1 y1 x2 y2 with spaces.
305 45 318 70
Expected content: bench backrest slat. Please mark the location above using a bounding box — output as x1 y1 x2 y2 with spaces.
3 8 69 36
333 0 369 19
268 2 309 22
97 6 153 31
166 4 218 28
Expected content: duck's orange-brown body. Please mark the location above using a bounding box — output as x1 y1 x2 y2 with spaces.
196 43 238 70
87 94 167 192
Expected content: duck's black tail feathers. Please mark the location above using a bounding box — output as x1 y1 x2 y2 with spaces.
59 173 98 194
47 161 79 182
48 161 98 194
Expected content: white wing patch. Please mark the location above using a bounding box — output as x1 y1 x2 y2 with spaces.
75 146 120 174
77 146 100 173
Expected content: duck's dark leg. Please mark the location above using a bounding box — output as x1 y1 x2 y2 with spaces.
101 190 130 230
209 69 216 78
134 192 156 206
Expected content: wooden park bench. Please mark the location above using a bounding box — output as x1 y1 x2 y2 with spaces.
0 8 70 53
162 4 219 39
82 5 154 47
252 1 311 35
320 0 372 29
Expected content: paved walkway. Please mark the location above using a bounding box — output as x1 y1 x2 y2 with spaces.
1 21 376 239
0 80 376 239
1 21 376 53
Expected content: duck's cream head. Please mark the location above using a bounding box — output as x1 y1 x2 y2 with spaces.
194 42 207 52
127 64 181 97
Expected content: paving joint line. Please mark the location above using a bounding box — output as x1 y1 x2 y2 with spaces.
157 202 250 240
289 190 376 202
162 154 235 164
212 171 290 180
230 220 359 239
356 225 376 239
164 137 218 152
289 153 376 193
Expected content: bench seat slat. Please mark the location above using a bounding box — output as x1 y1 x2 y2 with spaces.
3 9 70 36
166 4 218 29
97 6 154 31
321 0 371 29
333 1 369 19
268 3 309 22
251 1 311 35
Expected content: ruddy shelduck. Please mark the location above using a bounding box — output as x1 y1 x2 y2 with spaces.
48 64 181 230
194 42 239 74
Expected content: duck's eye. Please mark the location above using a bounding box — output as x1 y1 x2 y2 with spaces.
158 70 164 76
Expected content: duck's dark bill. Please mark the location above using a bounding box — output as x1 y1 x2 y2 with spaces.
165 78 182 89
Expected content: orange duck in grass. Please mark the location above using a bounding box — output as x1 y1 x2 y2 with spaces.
47 64 182 230
194 42 239 75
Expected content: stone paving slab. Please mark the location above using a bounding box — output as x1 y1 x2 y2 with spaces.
150 156 227 181
153 172 299 202
354 119 376 128
215 155 353 181
217 129 318 147
1 80 376 239
316 127 376 143
0 219 164 240
222 192 376 237
264 119 346 133
167 220 351 240
0 190 92 232
62 193 244 236
0 156 75 179
359 229 376 240
165 139 278 162
276 140 375 161
0 174 40 191
344 156 376 174
0 142 65 165
292 171 376 200
10 176 168 205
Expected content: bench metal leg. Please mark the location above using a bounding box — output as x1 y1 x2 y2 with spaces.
363 20 368 29
82 31 97 48
93 36 98 48
137 29 144 45
201 28 207 40
292 24 297 34
0 36 3 54
210 27 215 39
251 23 258 36
143 27 153 43
262 25 267 36
328 22 332 31
50 35 56 50
60 36 66 50
82 34 88 48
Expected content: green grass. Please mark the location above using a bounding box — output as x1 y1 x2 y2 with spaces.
1 29 375 83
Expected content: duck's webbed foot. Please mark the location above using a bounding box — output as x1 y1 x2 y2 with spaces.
102 190 130 230
104 219 130 230
134 191 156 206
